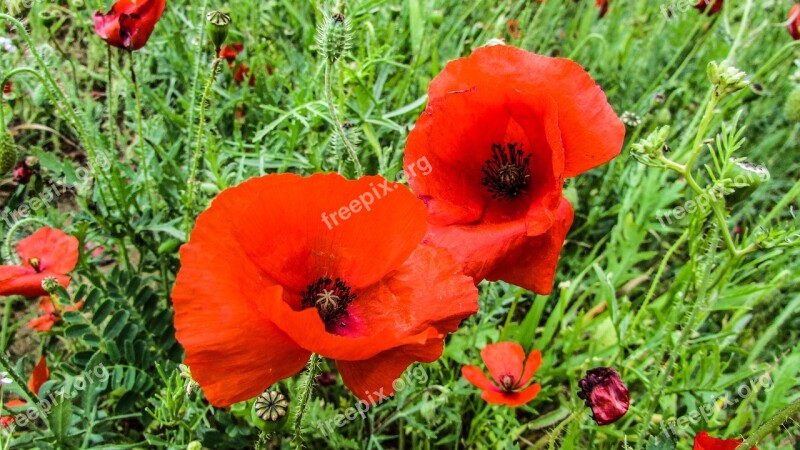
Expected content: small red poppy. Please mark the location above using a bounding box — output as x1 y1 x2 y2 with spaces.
789 4 800 40
219 43 244 65
93 0 166 51
693 431 756 450
0 228 78 298
1 356 48 428
233 63 256 86
695 0 723 15
2 82 11 95
596 0 609 18
404 45 624 294
27 296 84 332
172 173 478 406
461 342 542 407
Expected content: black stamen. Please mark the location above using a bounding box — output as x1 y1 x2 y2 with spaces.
300 277 356 332
481 143 532 200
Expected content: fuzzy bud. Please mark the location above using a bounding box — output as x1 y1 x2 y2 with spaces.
785 85 800 123
41 276 60 294
631 126 670 168
316 12 352 63
251 390 289 432
0 129 18 176
206 11 230 54
708 61 749 96
577 367 630 425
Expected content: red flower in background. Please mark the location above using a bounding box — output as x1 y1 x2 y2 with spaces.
404 45 624 294
577 367 629 425
2 82 11 95
693 431 756 450
789 4 800 40
596 0 609 18
462 342 542 407
93 0 166 50
27 296 84 332
172 173 478 406
233 63 256 86
0 228 78 298
695 0 723 15
1 356 48 428
219 43 243 65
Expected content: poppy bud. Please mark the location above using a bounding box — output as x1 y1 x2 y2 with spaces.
41 276 60 294
0 129 17 176
631 126 670 167
187 442 202 450
708 61 749 96
577 367 630 425
786 85 800 123
315 371 337 386
723 159 770 205
316 12 352 63
206 11 230 54
251 389 289 432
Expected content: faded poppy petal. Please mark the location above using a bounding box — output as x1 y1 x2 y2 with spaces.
693 431 756 450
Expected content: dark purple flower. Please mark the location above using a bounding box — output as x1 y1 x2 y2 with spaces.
577 367 629 425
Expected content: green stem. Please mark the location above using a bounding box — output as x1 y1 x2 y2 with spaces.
107 45 117 154
725 0 754 65
0 355 50 431
183 57 222 241
324 63 363 177
3 217 50 265
499 291 523 341
128 51 157 209
736 398 800 449
0 299 12 353
292 353 320 449
547 410 583 450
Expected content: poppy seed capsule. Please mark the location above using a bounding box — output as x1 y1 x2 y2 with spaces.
577 367 630 425
317 12 351 63
206 11 230 53
251 390 289 432
0 129 17 176
41 276 60 294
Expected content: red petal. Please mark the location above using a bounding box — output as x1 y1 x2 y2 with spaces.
0 266 70 298
4 399 25 408
481 382 541 407
427 45 624 177
16 227 79 275
693 431 755 450
480 342 526 386
28 356 48 395
462 365 499 392
93 0 165 50
518 349 542 387
38 296 55 314
27 315 57 332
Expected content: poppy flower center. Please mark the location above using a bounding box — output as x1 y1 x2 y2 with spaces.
481 143 532 200
499 374 516 392
300 277 355 332
28 258 41 272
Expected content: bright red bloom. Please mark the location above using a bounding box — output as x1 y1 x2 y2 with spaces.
219 43 244 65
27 296 84 332
577 367 629 425
462 342 541 407
172 173 478 406
695 0 723 15
404 45 624 294
789 4 800 40
93 0 166 51
693 431 756 450
0 228 78 298
1 356 48 428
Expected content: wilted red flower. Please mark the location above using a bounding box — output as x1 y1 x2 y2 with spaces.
219 43 244 65
172 173 478 406
27 296 84 332
2 82 11 95
316 371 337 386
577 367 629 425
1 356 48 428
93 0 166 50
0 228 78 298
404 45 624 294
695 0 723 15
13 157 38 184
596 0 609 17
789 4 800 40
233 63 256 86
462 342 542 407
693 431 756 450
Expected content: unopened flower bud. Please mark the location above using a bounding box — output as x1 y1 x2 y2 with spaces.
708 61 749 96
316 12 352 63
187 442 202 450
631 126 670 167
206 11 230 54
0 129 17 176
723 159 770 205
577 367 630 425
785 85 800 123
41 276 60 294
251 389 289 432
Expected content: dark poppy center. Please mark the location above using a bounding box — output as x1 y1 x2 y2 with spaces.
499 374 516 392
300 277 355 332
481 143 532 200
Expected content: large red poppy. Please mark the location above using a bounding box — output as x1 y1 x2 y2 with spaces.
461 342 542 407
404 45 624 293
172 173 478 406
0 227 78 298
789 4 800 40
693 431 756 450
1 356 48 428
694 0 723 15
93 0 166 51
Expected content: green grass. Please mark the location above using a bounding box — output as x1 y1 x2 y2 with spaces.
1 0 799 448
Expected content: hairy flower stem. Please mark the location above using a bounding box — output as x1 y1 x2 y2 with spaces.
107 45 117 154
129 52 157 210
0 300 11 353
0 355 50 431
3 217 50 265
324 63 362 177
736 398 800 449
547 410 583 450
292 353 320 449
183 57 222 240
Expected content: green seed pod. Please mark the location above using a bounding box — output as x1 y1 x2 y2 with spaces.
251 390 289 433
723 159 770 205
157 238 182 255
41 276 60 294
206 11 230 54
785 85 800 124
186 441 202 450
0 129 18 175
316 13 351 63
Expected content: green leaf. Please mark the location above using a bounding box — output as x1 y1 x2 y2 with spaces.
48 396 73 445
103 310 130 340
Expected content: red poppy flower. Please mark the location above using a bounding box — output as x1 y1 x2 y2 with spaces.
233 63 256 86
694 0 723 15
93 0 166 51
596 0 609 17
1 356 48 428
577 367 629 425
2 82 11 95
693 431 756 450
172 173 478 406
404 45 624 294
506 20 522 39
220 43 244 65
789 4 800 40
27 296 84 332
461 342 541 407
0 228 78 298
